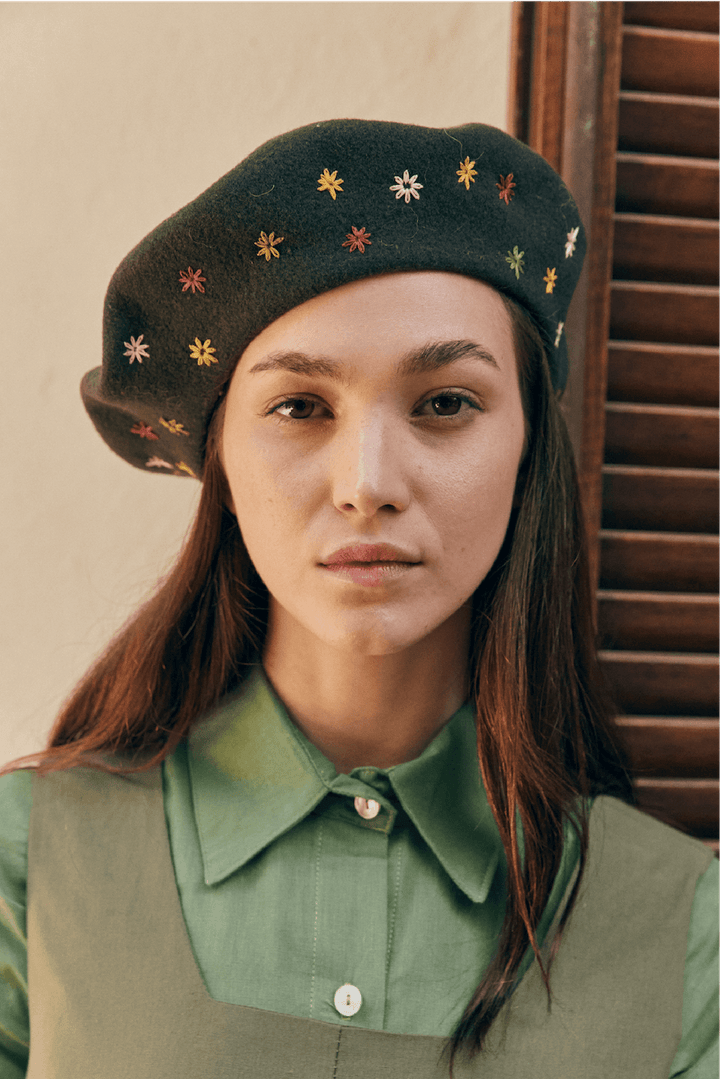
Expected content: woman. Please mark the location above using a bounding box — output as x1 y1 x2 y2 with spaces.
0 119 716 1078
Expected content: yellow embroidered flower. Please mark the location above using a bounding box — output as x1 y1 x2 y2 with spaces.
456 157 477 191
160 417 190 436
255 231 284 261
189 338 218 366
175 461 197 478
317 168 344 200
543 267 558 294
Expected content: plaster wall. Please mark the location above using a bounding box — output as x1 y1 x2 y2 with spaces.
1 1 512 765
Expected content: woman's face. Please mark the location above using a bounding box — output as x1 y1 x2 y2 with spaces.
222 272 526 656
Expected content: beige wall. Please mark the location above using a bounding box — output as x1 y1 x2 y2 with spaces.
1 1 512 765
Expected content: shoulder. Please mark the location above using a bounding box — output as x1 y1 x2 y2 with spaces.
0 769 34 917
587 802 716 902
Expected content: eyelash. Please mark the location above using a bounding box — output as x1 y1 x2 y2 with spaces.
266 392 483 424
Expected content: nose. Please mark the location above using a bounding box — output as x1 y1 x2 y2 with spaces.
331 410 411 518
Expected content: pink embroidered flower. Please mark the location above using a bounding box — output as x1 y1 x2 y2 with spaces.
342 226 372 253
456 157 477 191
159 417 190 436
554 322 564 348
565 227 579 258
255 232 284 261
179 267 206 293
317 169 344 200
390 171 423 203
130 422 159 440
123 335 149 364
145 456 173 469
496 174 516 205
543 267 558 294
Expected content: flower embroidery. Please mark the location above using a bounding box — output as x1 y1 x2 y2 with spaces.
390 170 423 203
496 173 516 205
554 321 565 348
146 456 173 469
123 335 149 364
175 461 197 478
342 226 372 253
130 422 158 440
189 337 218 366
565 227 579 259
159 417 190 436
505 246 525 279
179 267 206 293
456 157 477 191
543 267 558 294
255 231 284 261
317 168 344 200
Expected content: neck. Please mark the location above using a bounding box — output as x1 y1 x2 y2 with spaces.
261 604 472 774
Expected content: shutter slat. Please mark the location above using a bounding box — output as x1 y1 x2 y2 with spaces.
621 26 720 98
610 282 719 345
615 153 719 219
602 465 719 532
634 778 719 836
624 3 719 33
598 590 718 652
616 717 719 777
599 530 719 592
618 91 719 157
599 650 719 715
606 342 719 406
604 402 719 468
612 213 718 285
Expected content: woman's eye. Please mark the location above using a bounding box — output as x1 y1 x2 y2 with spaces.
267 390 481 418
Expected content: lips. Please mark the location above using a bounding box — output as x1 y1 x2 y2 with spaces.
321 543 420 566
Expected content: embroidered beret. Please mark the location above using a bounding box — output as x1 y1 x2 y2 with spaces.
81 118 586 478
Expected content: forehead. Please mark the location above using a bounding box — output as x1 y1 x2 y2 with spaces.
236 271 516 373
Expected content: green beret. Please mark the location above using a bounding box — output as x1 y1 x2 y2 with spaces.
81 118 586 478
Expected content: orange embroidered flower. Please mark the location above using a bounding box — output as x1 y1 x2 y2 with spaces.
317 169 344 200
456 157 477 191
342 226 372 253
189 338 218 366
159 417 190 436
543 267 558 294
130 422 158 440
179 267 206 293
496 173 516 205
255 231 284 261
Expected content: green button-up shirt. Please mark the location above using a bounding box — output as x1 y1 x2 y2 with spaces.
0 664 717 1076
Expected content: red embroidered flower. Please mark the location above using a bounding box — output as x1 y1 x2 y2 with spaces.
130 422 159 440
179 267 206 293
342 227 372 253
496 173 516 205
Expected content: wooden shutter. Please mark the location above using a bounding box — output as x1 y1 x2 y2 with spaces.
510 1 719 850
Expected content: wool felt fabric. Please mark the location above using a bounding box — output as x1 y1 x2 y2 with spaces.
81 119 586 478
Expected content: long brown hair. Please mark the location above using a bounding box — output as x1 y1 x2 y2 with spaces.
4 292 633 1061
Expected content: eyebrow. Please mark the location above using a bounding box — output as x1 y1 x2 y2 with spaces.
247 340 500 381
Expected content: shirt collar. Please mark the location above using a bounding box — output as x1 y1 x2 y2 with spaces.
186 665 503 902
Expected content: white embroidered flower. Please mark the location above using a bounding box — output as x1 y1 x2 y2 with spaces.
389 170 423 204
145 456 173 469
123 334 150 364
565 227 579 259
554 321 565 348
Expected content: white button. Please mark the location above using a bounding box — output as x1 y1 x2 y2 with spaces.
354 796 380 820
334 983 362 1017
